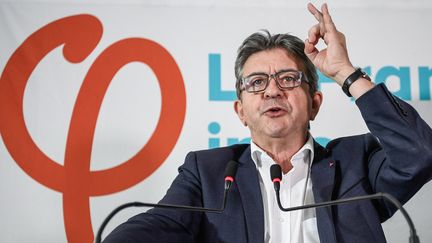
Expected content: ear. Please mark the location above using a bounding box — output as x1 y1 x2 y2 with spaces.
234 99 247 126
310 91 323 121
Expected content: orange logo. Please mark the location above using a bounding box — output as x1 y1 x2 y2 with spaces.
0 14 186 242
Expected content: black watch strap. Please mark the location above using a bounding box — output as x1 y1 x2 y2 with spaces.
342 68 371 97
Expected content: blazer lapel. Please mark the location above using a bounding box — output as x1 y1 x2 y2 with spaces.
235 146 265 243
311 141 337 243
232 142 338 243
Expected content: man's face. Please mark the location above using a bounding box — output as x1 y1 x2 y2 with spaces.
234 48 322 142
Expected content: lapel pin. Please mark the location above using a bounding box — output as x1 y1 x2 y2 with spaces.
329 161 334 167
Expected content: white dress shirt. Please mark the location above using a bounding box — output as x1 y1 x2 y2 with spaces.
250 135 320 243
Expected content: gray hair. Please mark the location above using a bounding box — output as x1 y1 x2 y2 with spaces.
234 30 318 99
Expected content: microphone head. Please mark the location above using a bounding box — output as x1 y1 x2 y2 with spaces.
270 164 282 183
224 160 238 182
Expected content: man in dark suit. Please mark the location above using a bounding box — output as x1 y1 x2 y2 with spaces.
103 3 432 243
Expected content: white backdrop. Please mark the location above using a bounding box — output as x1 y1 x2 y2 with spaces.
1 0 432 242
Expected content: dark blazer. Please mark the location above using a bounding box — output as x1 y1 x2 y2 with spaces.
103 84 432 243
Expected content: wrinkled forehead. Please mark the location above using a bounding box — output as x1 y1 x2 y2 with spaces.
241 48 303 76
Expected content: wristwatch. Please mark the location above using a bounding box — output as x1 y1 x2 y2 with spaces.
342 68 371 97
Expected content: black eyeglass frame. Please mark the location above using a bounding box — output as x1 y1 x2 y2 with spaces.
240 69 310 93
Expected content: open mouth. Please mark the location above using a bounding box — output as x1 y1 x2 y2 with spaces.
264 107 286 116
268 107 282 112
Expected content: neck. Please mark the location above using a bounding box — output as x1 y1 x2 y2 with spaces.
253 131 308 174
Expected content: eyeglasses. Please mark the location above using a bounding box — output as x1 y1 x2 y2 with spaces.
241 69 308 93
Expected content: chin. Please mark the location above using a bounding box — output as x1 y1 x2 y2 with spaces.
264 127 289 138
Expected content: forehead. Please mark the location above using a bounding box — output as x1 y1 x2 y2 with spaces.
242 48 300 75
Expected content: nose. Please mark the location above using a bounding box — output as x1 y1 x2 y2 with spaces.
264 77 283 99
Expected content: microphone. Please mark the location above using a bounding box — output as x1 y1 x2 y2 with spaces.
269 164 420 243
95 160 238 243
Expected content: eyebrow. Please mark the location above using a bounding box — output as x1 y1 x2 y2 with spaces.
244 68 301 78
244 72 268 78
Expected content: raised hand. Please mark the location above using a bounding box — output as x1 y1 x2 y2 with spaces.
304 3 355 86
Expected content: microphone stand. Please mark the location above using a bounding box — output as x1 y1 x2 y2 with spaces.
270 164 420 243
95 160 238 243
275 191 419 243
94 189 228 243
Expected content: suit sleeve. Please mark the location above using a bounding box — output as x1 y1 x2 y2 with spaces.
102 152 203 243
355 83 432 220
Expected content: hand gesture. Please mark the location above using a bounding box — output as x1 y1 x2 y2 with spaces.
304 3 355 85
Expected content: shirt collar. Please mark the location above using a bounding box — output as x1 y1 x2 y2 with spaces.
250 133 315 169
